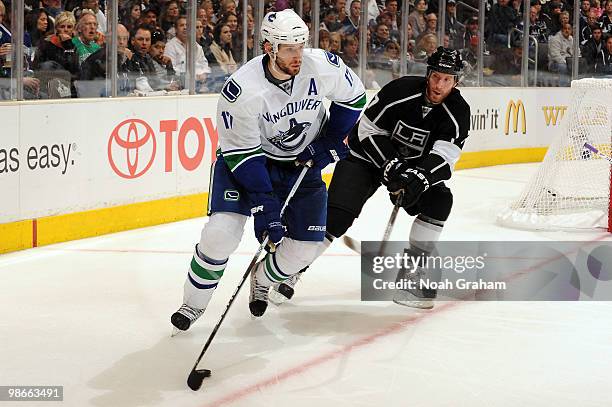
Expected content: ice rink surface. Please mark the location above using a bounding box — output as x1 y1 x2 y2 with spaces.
2 163 612 407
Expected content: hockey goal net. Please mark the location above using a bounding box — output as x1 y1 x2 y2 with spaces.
497 78 612 232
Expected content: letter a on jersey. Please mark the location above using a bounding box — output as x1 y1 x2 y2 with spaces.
308 78 318 96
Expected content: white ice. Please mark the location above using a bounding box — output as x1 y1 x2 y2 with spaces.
1 163 612 407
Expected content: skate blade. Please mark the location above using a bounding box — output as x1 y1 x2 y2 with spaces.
392 298 434 310
269 288 290 306
171 327 181 337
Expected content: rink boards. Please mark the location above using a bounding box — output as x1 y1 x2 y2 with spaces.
0 87 571 253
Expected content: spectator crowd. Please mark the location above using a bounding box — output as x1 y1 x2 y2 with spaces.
1 0 612 99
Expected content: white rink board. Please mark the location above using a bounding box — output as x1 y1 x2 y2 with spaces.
1 96 219 223
0 87 572 223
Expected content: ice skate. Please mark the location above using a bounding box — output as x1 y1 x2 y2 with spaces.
249 269 270 317
171 303 205 332
269 272 302 305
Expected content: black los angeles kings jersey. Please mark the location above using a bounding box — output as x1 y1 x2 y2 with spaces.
347 76 470 185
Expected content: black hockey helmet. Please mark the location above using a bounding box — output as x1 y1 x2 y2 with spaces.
426 46 463 78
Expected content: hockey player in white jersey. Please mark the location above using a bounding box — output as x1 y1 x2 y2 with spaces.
171 9 366 330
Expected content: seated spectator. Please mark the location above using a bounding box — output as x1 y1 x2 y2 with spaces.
141 7 159 30
334 0 348 23
340 0 360 37
32 11 80 96
121 0 142 33
460 34 479 85
371 23 390 54
149 29 179 91
220 12 239 48
581 10 600 45
321 8 341 32
206 22 237 92
197 5 214 46
414 33 437 61
408 0 428 38
200 0 216 25
601 0 612 34
220 0 237 17
548 23 573 79
376 12 399 41
445 0 462 49
42 0 63 18
127 24 157 92
329 31 342 55
164 15 210 92
582 25 604 72
26 8 53 48
594 34 612 73
592 0 604 18
463 16 479 49
341 34 359 67
383 0 399 31
487 0 521 48
79 24 132 96
547 5 567 36
529 5 550 43
319 28 331 50
160 0 180 38
73 9 102 65
81 0 106 34
416 12 438 43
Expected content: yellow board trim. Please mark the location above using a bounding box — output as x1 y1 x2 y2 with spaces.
0 147 548 255
0 220 33 254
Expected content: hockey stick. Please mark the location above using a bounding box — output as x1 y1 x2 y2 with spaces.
187 164 310 391
584 143 612 164
342 191 404 256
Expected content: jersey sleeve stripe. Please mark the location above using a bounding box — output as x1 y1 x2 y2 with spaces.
441 103 460 143
336 93 367 110
224 149 265 171
372 93 422 124
361 136 387 167
358 115 391 140
431 140 462 169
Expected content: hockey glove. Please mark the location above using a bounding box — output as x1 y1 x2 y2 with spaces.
383 159 430 209
251 192 286 249
296 137 349 169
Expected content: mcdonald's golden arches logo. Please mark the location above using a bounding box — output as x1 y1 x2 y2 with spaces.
504 99 526 135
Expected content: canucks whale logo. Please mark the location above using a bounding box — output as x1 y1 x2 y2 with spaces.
269 118 311 152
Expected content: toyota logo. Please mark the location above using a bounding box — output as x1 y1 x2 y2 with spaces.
108 119 156 179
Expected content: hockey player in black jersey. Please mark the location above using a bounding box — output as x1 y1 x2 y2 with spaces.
273 47 471 309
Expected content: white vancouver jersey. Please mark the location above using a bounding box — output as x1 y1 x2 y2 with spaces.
217 48 366 171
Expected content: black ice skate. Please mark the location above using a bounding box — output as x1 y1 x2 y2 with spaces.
392 262 437 310
249 270 270 317
269 272 302 305
171 304 205 331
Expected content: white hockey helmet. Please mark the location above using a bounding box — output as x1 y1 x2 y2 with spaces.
261 9 309 54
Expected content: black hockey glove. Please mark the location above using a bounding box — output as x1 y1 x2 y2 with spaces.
296 137 349 169
251 192 286 250
383 158 430 209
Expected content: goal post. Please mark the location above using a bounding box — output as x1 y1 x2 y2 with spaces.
497 78 612 232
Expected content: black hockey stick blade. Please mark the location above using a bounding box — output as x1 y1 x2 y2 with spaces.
187 368 212 391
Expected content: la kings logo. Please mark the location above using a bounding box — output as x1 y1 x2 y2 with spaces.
268 118 312 152
391 120 430 159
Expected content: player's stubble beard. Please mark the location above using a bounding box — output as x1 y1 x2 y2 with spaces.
272 54 302 77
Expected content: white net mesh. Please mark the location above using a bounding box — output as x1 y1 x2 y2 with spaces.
497 78 612 231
